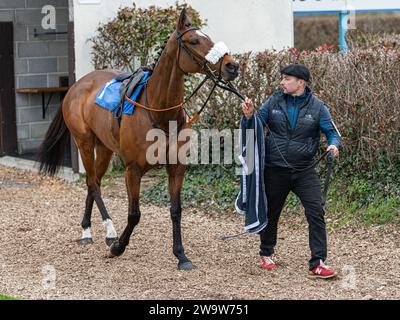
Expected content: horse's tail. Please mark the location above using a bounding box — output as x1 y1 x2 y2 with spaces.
36 106 70 176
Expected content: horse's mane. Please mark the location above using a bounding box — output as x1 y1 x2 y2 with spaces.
148 38 169 71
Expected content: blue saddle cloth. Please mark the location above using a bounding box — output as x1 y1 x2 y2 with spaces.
95 71 150 115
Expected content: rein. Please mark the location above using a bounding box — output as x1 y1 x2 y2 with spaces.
123 28 336 241
219 100 336 241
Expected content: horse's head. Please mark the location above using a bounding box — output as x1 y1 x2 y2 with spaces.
174 9 239 81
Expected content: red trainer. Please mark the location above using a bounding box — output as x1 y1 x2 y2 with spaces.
309 260 337 279
260 255 277 270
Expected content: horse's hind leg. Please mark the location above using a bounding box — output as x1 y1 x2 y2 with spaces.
167 164 193 270
80 183 95 245
76 136 116 246
77 136 96 245
94 140 117 246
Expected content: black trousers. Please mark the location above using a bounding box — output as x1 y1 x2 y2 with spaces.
259 167 327 270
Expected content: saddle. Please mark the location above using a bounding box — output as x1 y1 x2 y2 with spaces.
112 67 152 122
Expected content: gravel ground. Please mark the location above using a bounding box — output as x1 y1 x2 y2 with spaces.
0 165 399 300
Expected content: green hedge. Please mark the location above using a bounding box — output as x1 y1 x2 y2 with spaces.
294 14 400 50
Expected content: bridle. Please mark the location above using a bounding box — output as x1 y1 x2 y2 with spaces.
176 27 218 76
175 27 245 123
132 27 245 133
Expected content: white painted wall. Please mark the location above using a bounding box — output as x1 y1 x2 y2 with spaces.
72 0 134 80
137 0 293 53
72 0 293 80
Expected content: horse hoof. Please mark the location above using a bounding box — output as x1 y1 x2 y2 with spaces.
105 237 118 247
109 241 125 257
178 261 193 271
79 238 93 246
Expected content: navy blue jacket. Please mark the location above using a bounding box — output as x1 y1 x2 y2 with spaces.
244 87 341 168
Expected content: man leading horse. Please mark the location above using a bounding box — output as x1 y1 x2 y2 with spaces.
242 64 341 279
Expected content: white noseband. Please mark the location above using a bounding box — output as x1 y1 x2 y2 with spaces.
205 41 230 64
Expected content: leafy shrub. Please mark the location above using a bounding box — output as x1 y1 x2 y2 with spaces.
90 2 205 71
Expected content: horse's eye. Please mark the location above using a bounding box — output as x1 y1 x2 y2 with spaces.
189 39 200 45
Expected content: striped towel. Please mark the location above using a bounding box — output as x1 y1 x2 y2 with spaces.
235 115 268 234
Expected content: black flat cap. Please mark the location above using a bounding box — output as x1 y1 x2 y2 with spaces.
280 64 310 82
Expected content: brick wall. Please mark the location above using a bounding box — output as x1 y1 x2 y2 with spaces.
0 0 69 154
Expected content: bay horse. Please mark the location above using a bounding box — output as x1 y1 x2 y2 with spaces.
37 9 239 270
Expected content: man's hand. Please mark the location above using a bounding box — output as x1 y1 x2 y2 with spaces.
327 145 339 158
242 97 255 119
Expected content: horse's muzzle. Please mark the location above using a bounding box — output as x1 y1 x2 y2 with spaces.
222 61 239 81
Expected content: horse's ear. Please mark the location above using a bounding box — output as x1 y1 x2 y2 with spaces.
177 8 192 31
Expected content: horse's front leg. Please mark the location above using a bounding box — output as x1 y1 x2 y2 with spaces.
110 165 142 257
167 164 193 270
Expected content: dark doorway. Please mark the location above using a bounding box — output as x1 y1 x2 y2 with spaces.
0 22 18 156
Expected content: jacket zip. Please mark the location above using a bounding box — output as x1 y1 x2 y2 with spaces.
284 94 312 159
